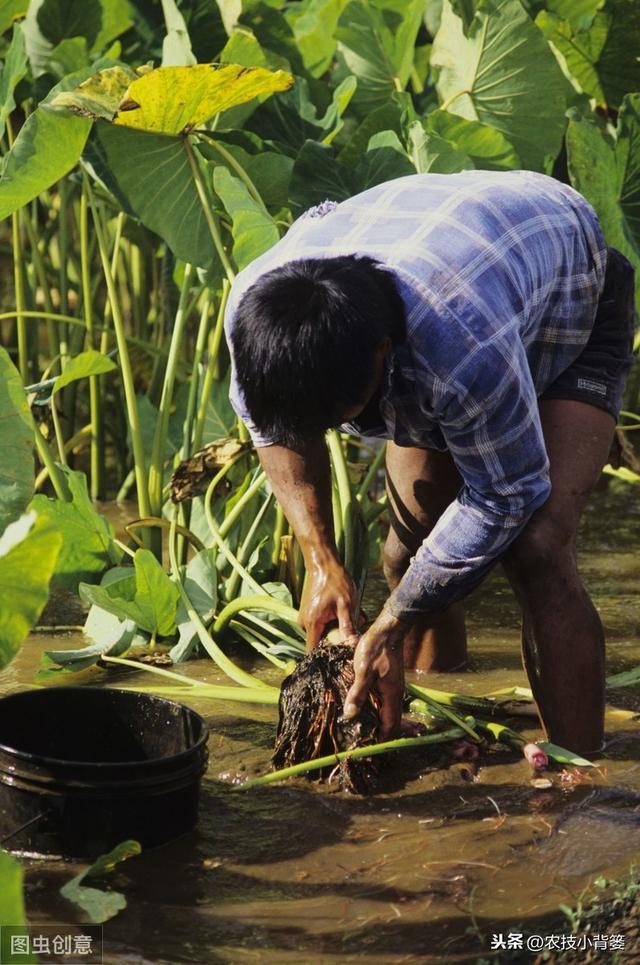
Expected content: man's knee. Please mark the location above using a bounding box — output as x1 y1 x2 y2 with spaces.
504 515 576 583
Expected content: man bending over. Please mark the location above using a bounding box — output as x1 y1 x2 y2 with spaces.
224 171 635 757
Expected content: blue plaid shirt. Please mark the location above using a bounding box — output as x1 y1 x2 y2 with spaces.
225 172 607 619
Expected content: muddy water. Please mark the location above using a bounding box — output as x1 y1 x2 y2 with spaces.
3 486 640 964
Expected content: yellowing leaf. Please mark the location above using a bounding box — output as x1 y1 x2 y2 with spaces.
50 64 149 121
113 63 293 135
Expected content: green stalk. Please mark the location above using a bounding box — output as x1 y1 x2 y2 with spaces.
86 178 151 525
229 621 289 669
33 429 70 501
407 681 499 718
181 292 211 462
238 728 466 789
204 472 266 596
183 137 235 284
218 470 266 538
148 263 195 544
327 431 355 572
50 398 68 466
241 609 305 648
225 491 274 601
116 682 279 704
356 442 386 502
11 208 29 384
80 172 104 500
102 655 279 702
193 282 229 452
23 211 60 368
99 212 125 355
196 133 267 211
213 595 302 637
168 507 274 689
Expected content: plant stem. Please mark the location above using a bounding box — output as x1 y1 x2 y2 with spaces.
80 172 105 500
213 595 301 637
33 429 70 501
193 281 229 452
148 263 195 546
196 133 267 211
239 727 466 789
183 137 236 284
85 177 152 528
168 507 274 689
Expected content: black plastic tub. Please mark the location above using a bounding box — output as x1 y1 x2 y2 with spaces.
0 687 209 859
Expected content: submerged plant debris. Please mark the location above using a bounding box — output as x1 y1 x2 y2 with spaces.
272 642 381 794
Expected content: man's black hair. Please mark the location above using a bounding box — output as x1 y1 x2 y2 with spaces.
231 255 406 448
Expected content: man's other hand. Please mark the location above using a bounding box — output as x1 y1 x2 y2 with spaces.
343 611 407 740
299 558 358 649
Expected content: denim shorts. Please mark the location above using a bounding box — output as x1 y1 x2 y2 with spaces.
539 247 637 420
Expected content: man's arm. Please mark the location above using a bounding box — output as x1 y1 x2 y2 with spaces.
257 438 358 648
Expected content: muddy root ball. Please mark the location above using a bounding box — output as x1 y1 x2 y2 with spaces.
272 642 381 793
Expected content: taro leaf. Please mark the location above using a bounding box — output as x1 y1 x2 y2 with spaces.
237 2 307 77
286 0 349 78
0 25 28 141
0 107 91 220
0 0 28 36
337 94 409 166
113 63 293 135
46 607 139 672
243 151 293 209
51 65 140 121
60 839 141 924
91 124 215 269
355 131 414 188
170 547 217 662
36 0 102 49
30 467 118 594
408 122 471 173
80 549 179 637
213 166 279 270
92 0 132 53
449 0 482 31
203 369 237 438
423 109 520 171
0 851 31 958
51 349 116 394
592 0 640 112
536 10 607 105
0 60 122 219
0 512 62 670
216 29 276 131
0 346 35 533
546 0 604 32
566 97 640 304
335 0 424 115
160 0 196 67
47 37 90 79
247 75 355 154
432 0 568 171
289 140 353 215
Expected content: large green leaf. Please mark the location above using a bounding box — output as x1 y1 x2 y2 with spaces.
0 26 28 141
91 124 216 269
0 347 35 533
0 1 28 36
286 0 349 77
537 2 640 111
37 0 102 48
546 0 604 32
432 0 568 171
566 98 640 305
0 106 91 220
214 166 280 270
0 512 62 670
79 549 180 636
247 75 356 153
408 122 471 173
51 65 141 122
115 64 293 135
289 137 413 216
46 607 139 671
335 0 424 114
418 109 521 171
30 467 118 593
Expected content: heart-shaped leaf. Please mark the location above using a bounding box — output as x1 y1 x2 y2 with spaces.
0 347 35 533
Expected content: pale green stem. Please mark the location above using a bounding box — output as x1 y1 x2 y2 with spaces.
225 490 274 601
204 473 266 596
196 133 267 211
50 399 68 466
238 728 466 789
181 292 211 462
148 263 196 530
168 507 273 689
86 179 152 524
193 282 229 452
356 442 386 502
229 621 289 669
218 470 266 538
213 595 301 637
327 431 355 572
33 429 70 501
183 137 236 284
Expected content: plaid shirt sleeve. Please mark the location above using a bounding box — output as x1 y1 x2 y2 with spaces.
385 333 552 621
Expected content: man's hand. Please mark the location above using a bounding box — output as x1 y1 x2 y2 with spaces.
343 610 408 740
299 557 358 649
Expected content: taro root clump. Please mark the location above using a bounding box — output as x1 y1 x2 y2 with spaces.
272 642 381 793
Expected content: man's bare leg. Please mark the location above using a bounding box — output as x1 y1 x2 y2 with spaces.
383 442 467 671
503 399 616 756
